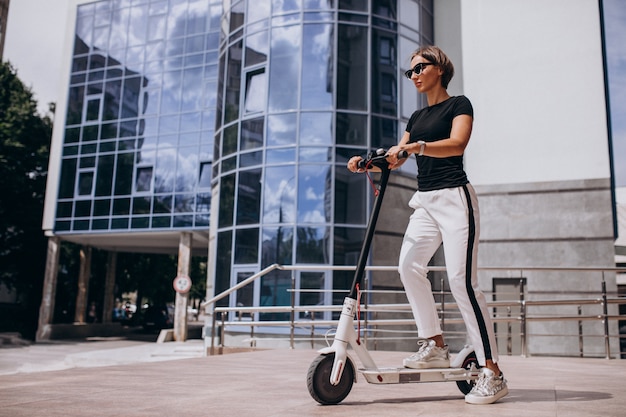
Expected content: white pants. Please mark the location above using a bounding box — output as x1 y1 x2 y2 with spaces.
398 184 498 365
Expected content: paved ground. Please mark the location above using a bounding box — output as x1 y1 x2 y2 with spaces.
1 337 625 417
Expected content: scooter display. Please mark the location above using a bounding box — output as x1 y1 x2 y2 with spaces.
306 149 480 405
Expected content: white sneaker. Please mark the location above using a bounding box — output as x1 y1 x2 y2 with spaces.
403 339 450 369
465 368 509 404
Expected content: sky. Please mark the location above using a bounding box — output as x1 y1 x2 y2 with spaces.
3 0 626 187
4 0 70 115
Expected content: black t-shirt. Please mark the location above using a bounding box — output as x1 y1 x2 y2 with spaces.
405 95 473 191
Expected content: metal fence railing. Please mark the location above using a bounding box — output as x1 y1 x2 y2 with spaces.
201 265 626 359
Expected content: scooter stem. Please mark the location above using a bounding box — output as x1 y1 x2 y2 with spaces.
319 297 377 385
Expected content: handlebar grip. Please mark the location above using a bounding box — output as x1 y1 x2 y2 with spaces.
398 150 409 160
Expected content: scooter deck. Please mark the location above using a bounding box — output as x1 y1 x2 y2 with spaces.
359 366 478 384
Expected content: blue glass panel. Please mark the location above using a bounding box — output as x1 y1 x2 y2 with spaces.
299 147 331 162
337 24 367 111
297 164 330 223
267 113 297 146
235 228 260 263
272 0 302 14
174 147 199 191
296 225 330 263
237 168 262 224
245 31 268 66
263 165 296 223
301 24 332 110
268 26 300 111
299 112 332 145
261 226 293 266
266 148 296 165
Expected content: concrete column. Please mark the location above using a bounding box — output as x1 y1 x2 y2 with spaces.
102 251 117 324
74 246 92 324
36 236 61 342
174 232 192 341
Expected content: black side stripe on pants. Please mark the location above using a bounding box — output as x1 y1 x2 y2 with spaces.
462 184 493 361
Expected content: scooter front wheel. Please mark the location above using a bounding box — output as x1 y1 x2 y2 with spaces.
307 353 354 405
455 350 480 394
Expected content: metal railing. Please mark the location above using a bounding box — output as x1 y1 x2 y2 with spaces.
201 264 626 359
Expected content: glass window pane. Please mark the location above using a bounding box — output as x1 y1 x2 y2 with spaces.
241 117 264 150
260 269 291 321
267 113 297 146
296 225 330 263
235 228 259 263
373 0 396 19
299 147 331 163
300 24 332 110
132 196 151 214
337 24 367 111
272 0 302 14
247 1 270 24
93 199 111 217
223 123 238 156
336 112 367 146
266 148 296 164
199 162 212 188
339 0 367 11
299 112 332 145
269 26 300 111
245 31 268 66
224 40 243 123
297 164 330 223
215 231 233 302
371 115 398 149
237 168 262 225
334 165 367 224
219 173 236 227
95 155 115 196
103 80 122 120
372 29 397 115
135 166 153 192
153 194 173 214
78 172 94 195
263 165 296 223
114 153 134 195
262 226 293 266
240 150 263 168
244 69 267 113
174 193 195 213
333 226 365 267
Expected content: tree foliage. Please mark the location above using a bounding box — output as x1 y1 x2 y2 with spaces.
0 62 53 336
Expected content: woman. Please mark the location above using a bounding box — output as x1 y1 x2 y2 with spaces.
347 46 508 405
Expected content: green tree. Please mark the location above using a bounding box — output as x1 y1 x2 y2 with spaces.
0 62 53 338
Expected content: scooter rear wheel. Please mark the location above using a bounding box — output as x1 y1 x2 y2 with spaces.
455 350 480 394
307 353 354 405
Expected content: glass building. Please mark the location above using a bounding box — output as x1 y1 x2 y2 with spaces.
44 0 433 325
56 0 222 235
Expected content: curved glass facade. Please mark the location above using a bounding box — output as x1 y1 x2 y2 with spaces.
212 0 433 318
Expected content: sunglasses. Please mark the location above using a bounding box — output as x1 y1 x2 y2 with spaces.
404 62 434 79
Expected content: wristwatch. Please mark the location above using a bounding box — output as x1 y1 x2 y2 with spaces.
417 140 426 156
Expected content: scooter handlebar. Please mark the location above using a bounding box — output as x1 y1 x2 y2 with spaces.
356 149 409 170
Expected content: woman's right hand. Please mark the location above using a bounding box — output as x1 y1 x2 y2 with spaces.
347 156 364 173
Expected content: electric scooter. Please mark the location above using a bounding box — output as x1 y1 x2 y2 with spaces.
306 149 480 405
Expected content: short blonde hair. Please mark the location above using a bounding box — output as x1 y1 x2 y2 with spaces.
411 46 455 89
